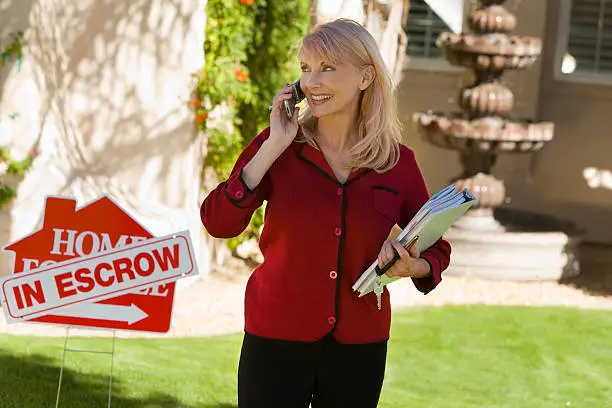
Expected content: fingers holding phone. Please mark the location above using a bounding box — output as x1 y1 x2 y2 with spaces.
284 80 305 118
270 85 294 117
269 82 302 148
271 81 303 117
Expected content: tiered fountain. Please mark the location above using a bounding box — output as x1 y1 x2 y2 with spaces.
413 0 583 281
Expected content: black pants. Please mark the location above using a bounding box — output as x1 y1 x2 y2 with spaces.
237 331 388 408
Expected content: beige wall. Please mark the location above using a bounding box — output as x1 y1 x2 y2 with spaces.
0 0 210 276
399 0 612 245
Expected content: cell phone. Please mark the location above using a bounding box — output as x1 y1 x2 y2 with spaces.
284 80 305 118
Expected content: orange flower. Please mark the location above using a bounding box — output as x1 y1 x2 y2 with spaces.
195 112 209 124
198 71 206 79
234 67 248 83
240 0 254 5
191 98 202 107
28 147 40 157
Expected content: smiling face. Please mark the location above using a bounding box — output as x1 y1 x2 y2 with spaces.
295 19 402 173
299 49 373 120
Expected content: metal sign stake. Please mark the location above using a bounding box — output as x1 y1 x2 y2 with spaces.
55 326 117 408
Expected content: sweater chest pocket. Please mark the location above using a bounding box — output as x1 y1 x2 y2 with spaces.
372 186 401 223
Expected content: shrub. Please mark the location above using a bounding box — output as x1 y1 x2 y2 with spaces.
193 0 309 250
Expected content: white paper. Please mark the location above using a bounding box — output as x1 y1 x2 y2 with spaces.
352 185 477 297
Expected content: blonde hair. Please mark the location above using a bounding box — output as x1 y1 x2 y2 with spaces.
298 18 402 173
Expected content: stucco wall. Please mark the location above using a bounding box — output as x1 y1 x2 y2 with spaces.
0 0 209 276
399 0 612 245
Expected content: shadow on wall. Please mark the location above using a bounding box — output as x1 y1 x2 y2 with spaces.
0 0 35 89
0 0 36 276
0 0 207 274
21 0 203 204
0 350 235 408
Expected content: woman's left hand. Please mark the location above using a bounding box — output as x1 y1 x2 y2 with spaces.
377 240 431 278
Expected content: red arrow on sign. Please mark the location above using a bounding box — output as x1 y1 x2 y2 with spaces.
1 195 192 333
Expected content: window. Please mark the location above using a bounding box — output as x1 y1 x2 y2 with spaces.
557 0 612 83
405 0 449 59
403 0 464 71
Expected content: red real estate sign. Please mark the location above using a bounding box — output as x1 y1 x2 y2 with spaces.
0 195 198 333
1 232 195 322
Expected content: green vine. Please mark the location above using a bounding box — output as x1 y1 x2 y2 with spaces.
0 31 24 70
0 30 39 209
193 0 309 250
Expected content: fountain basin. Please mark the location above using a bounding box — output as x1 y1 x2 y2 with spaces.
413 111 554 154
444 207 584 281
437 32 542 71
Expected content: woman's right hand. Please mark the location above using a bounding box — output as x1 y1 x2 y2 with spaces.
240 84 302 191
268 83 301 149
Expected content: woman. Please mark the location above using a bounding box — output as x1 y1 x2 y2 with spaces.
201 18 451 408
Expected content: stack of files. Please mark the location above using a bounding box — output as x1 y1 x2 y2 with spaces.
352 184 478 297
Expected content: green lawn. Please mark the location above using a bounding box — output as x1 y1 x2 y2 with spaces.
0 305 610 407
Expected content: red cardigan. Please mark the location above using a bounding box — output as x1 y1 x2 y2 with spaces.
201 127 451 344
